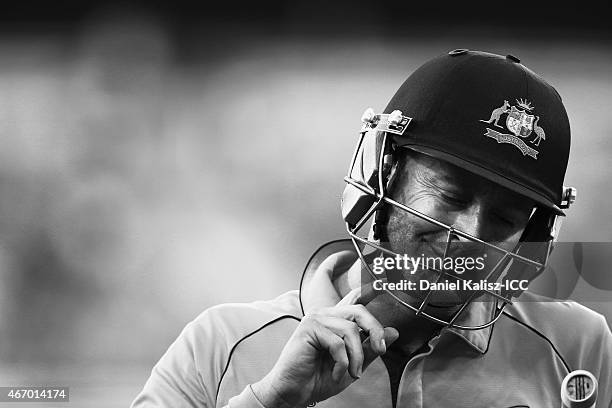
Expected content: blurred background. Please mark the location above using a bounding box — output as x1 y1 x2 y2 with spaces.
0 1 611 406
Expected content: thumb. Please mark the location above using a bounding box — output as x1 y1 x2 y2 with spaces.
362 327 400 369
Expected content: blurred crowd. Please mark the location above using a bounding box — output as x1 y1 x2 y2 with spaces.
0 7 611 407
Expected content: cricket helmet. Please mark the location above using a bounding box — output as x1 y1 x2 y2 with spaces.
341 50 576 329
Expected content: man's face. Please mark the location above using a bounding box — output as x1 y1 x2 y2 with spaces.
382 149 535 308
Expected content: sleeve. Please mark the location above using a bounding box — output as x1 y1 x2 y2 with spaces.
130 307 274 408
222 385 267 408
130 321 214 408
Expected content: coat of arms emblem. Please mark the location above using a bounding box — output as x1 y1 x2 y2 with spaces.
479 99 545 159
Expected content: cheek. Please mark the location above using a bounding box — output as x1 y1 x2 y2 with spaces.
385 206 415 253
481 230 524 265
385 200 443 252
386 188 451 249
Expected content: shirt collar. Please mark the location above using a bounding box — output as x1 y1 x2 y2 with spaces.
299 239 495 354
442 299 496 354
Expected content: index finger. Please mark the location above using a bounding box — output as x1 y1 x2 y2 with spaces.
306 250 360 309
337 278 386 307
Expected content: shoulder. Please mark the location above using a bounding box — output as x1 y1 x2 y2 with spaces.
503 291 612 372
188 290 302 346
160 292 301 397
504 291 608 337
190 291 302 401
131 292 302 407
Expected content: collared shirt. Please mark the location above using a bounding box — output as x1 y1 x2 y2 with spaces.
132 241 612 408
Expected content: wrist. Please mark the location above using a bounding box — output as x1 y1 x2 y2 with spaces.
251 376 303 408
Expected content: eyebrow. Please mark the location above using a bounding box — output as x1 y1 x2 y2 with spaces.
418 161 534 213
417 163 470 192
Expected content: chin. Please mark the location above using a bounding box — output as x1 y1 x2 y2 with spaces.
425 290 466 308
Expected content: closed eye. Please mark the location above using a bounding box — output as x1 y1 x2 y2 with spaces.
493 213 517 227
439 192 469 207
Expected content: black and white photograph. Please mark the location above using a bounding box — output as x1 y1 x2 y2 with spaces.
0 2 611 407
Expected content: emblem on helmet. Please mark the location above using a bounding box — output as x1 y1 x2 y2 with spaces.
360 108 412 135
479 99 545 160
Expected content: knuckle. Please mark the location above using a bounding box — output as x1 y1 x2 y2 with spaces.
331 337 344 350
354 304 368 314
348 304 369 321
346 321 360 336
336 350 348 362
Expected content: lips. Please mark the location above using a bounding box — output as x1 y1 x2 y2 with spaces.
423 238 488 260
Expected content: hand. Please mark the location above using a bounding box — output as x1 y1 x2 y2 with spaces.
251 286 400 408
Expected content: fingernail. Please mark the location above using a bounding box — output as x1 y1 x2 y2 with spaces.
357 365 363 377
381 338 387 353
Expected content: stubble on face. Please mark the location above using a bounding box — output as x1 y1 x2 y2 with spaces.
376 151 463 307
374 149 526 308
